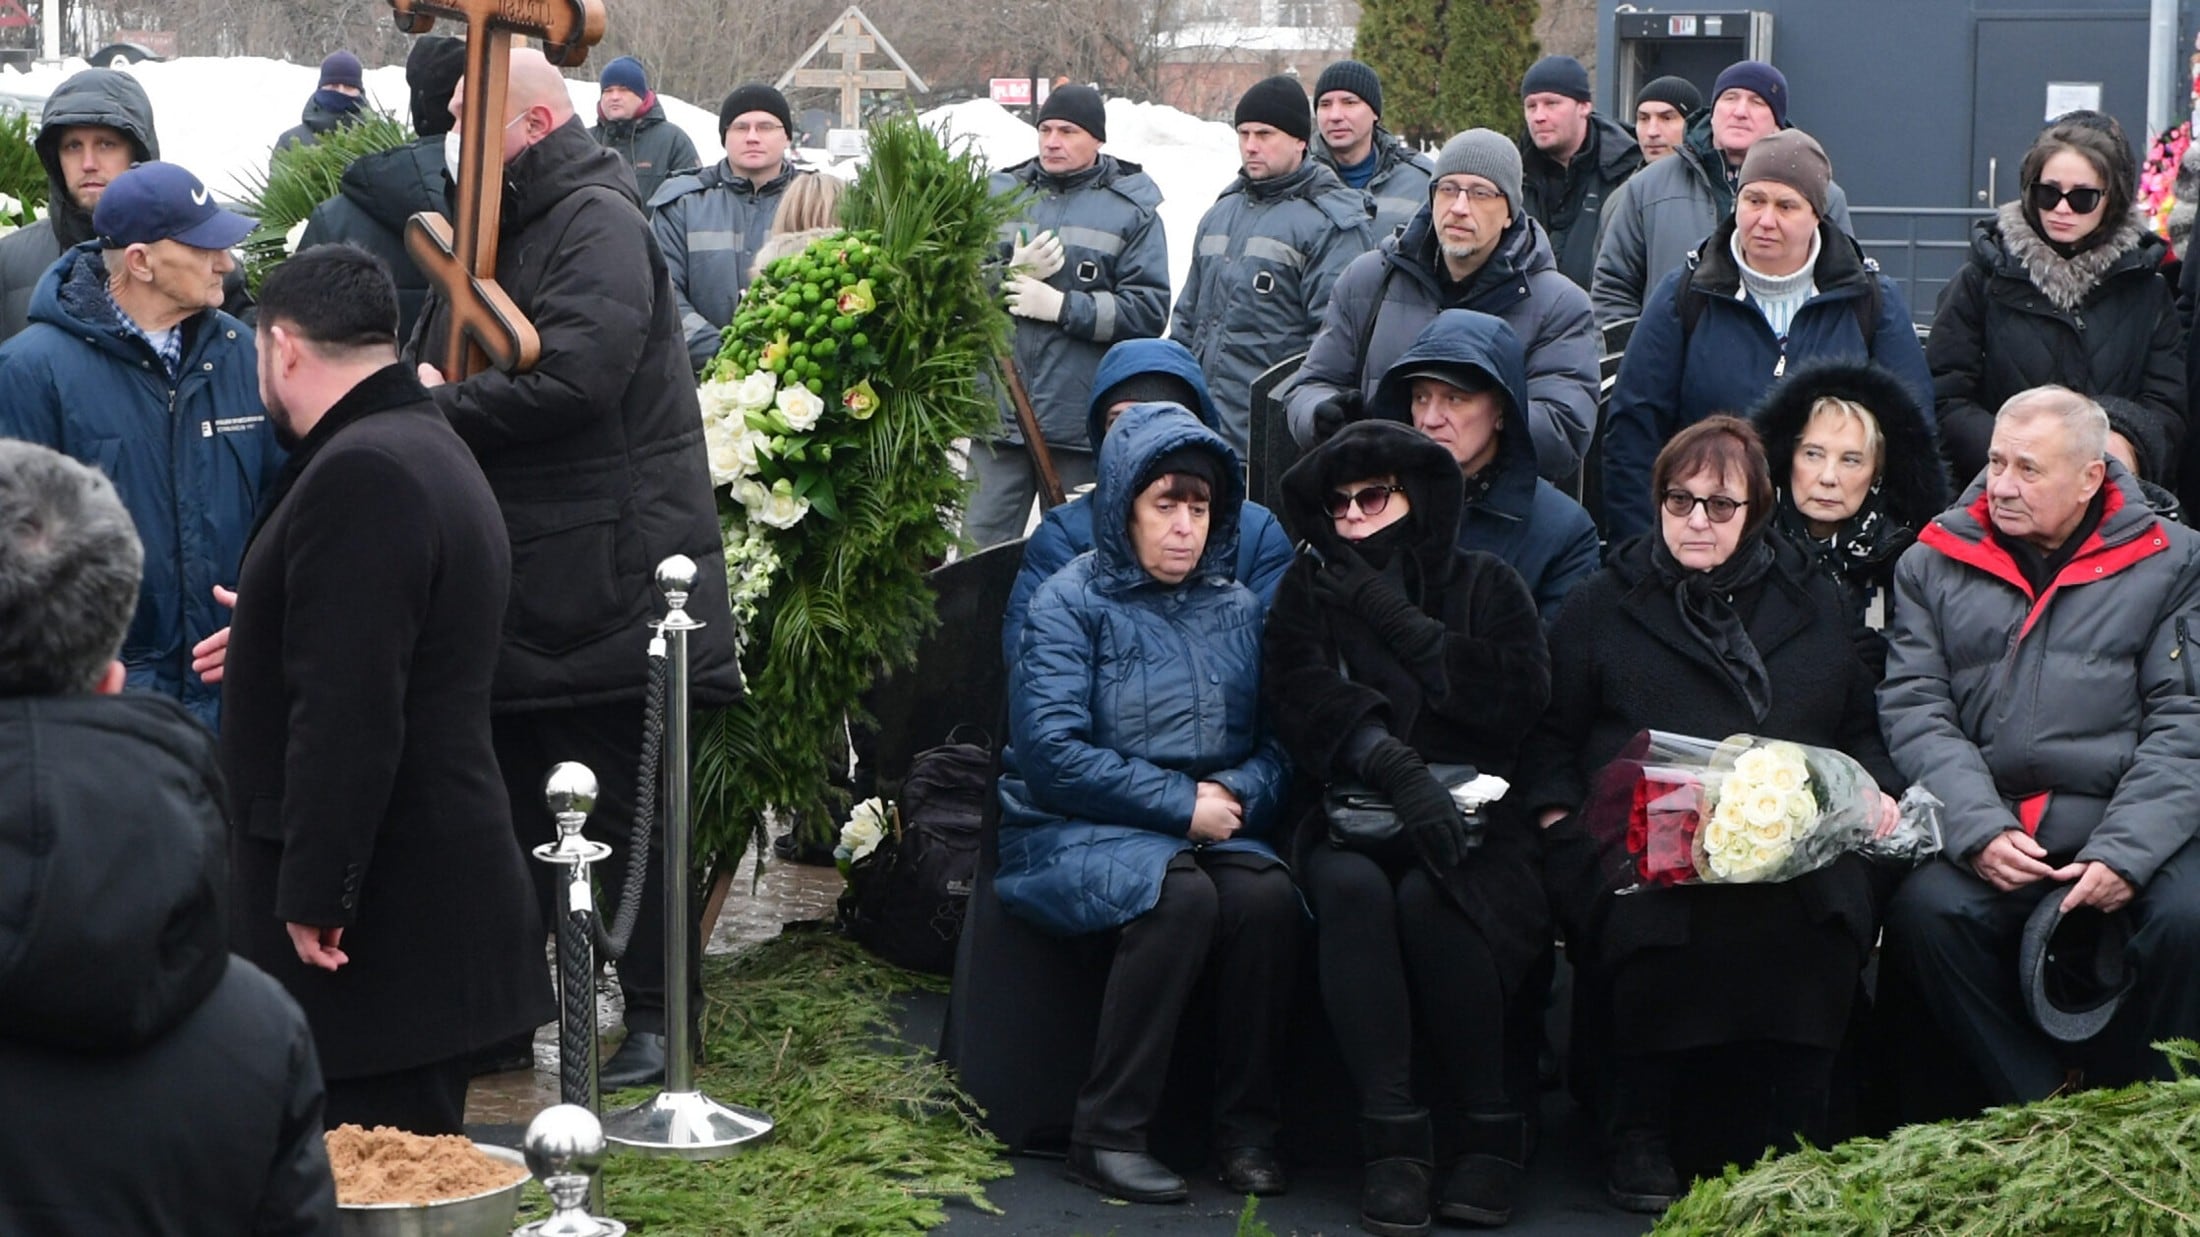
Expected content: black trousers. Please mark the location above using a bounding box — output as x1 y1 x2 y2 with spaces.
325 1054 473 1135
1073 852 1299 1153
1884 841 2200 1104
1304 844 1508 1119
495 702 699 1037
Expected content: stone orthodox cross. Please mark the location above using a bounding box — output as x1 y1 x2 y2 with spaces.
388 0 605 378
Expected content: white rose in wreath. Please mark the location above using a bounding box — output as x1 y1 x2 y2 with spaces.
734 369 779 413
704 419 746 486
752 484 812 530
775 382 826 432
837 797 893 864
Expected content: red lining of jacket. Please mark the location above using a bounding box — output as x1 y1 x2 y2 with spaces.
1917 483 2164 642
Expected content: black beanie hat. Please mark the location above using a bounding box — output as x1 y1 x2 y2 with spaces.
1235 75 1311 143
1634 74 1703 117
1037 83 1107 141
1096 372 1200 415
1313 59 1382 117
720 83 793 140
1140 442 1222 493
406 36 466 138
1519 54 1592 103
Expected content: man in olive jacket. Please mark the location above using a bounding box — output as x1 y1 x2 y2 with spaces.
1880 386 2200 1106
411 48 742 1090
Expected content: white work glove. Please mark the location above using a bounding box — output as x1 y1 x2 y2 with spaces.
1005 274 1066 323
1009 230 1065 279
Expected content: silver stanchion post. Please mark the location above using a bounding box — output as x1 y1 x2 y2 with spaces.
537 763 611 1116
602 555 775 1159
513 1104 625 1237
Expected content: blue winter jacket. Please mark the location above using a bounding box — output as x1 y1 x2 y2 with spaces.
996 403 1291 937
1367 309 1600 622
1601 217 1932 544
0 243 281 728
1001 338 1294 662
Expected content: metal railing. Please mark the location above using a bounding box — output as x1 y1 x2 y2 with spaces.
1848 206 1994 323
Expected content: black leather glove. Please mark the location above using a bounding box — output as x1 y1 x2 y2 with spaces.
1361 738 1469 870
1312 554 1445 664
1311 391 1359 443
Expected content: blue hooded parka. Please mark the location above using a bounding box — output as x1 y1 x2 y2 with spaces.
995 403 1291 937
1000 337 1294 662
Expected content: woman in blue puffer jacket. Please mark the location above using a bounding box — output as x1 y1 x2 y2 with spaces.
996 401 1299 1208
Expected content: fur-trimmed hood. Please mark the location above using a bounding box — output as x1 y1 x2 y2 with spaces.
1979 200 2163 314
1750 357 1951 534
1277 419 1466 585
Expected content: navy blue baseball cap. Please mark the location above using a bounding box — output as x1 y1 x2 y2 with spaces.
93 162 255 251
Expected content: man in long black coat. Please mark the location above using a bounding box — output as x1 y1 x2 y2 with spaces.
411 47 744 1088
222 245 552 1133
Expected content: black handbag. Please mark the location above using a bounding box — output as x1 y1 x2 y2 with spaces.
1324 762 1485 855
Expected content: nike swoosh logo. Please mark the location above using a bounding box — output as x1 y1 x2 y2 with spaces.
191 186 208 206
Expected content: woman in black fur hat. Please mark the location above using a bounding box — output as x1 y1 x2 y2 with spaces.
1749 359 1951 673
1263 419 1550 1234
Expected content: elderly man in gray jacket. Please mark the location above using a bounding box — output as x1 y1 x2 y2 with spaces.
1879 386 2200 1107
965 86 1170 547
1284 129 1598 482
1171 74 1375 455
1589 60 1851 328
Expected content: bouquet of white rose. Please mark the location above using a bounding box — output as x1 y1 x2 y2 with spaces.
1596 730 1943 888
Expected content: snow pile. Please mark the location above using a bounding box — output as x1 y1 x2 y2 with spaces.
0 55 1248 300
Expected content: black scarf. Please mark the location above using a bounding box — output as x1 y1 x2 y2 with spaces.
1772 484 1916 581
1992 487 2109 595
1649 532 1776 722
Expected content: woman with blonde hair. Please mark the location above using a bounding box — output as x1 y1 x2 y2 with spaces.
748 171 847 281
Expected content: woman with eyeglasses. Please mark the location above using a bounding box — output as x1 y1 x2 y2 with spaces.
1520 416 1902 1213
1929 115 2186 492
1262 419 1549 1234
1748 359 1951 673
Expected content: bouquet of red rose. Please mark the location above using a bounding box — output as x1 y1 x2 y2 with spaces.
1594 730 1942 888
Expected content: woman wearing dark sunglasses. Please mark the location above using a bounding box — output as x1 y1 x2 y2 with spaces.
1928 114 2186 492
1263 419 1550 1234
1519 416 1901 1213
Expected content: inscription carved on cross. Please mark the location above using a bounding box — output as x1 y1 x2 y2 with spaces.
779 5 927 131
388 0 605 378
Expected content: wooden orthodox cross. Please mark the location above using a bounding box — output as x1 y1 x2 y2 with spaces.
388 0 605 378
778 6 928 131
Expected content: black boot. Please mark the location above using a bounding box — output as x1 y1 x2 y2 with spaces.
1359 1110 1434 1237
1606 1127 1679 1214
1438 1111 1526 1226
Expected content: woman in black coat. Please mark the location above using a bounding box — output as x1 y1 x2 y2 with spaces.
1520 416 1899 1213
1263 420 1550 1235
1928 115 2187 488
1749 358 1951 673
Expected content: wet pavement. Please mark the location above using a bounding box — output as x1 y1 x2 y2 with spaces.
463 845 843 1124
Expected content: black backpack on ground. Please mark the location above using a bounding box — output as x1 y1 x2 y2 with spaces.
842 726 991 975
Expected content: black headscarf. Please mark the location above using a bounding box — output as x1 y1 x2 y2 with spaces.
1649 530 1777 722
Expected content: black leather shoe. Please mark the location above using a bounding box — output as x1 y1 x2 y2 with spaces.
1066 1142 1188 1204
600 1031 667 1090
465 1030 537 1077
1606 1129 1679 1213
1217 1145 1289 1196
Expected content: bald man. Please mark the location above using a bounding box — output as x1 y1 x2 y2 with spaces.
408 48 744 1089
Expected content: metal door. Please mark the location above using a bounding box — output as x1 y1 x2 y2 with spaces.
1970 14 2148 210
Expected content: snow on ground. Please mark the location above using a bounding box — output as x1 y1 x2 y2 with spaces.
0 56 1240 297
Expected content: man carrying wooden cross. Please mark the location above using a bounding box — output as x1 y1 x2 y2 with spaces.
408 47 742 1090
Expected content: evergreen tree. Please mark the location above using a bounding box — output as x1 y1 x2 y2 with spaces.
1357 0 1540 145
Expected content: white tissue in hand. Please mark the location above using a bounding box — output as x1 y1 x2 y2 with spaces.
1451 775 1509 811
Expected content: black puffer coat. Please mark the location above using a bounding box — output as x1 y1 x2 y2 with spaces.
1928 203 2187 487
1750 358 1952 671
409 117 741 710
0 694 338 1235
1264 420 1552 988
296 138 448 340
1521 532 1899 1052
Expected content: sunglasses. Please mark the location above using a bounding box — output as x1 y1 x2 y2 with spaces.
1326 484 1405 519
2028 182 2104 214
1661 490 1748 523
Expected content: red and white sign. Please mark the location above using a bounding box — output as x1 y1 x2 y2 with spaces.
989 78 1050 108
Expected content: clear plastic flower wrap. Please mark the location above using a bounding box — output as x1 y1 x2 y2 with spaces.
1590 729 1944 888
